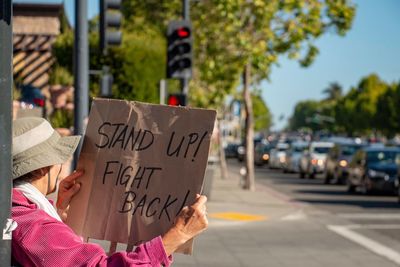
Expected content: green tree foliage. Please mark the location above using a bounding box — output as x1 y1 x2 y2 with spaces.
52 18 168 103
290 74 399 137
122 0 356 191
252 92 272 132
323 82 343 101
374 82 400 137
335 74 388 135
289 100 320 131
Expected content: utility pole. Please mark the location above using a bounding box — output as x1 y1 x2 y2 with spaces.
73 0 89 166
0 0 13 265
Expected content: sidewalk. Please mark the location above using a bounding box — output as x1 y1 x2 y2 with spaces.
172 163 399 267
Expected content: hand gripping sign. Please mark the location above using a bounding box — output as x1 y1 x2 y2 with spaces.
66 99 216 254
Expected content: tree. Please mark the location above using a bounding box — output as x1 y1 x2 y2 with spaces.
335 74 388 135
289 100 320 131
323 82 342 101
252 91 272 132
374 82 400 137
192 0 355 190
52 18 169 103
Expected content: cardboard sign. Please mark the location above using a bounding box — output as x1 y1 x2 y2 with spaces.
66 98 216 254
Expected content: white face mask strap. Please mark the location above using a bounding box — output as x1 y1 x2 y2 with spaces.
47 165 63 194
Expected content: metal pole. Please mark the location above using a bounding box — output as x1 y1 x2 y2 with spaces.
0 0 13 265
183 0 190 20
181 0 190 105
160 79 166 105
73 0 89 167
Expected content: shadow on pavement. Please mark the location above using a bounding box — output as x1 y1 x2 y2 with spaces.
294 198 400 209
295 189 351 196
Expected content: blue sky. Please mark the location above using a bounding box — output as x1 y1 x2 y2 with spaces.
16 0 400 130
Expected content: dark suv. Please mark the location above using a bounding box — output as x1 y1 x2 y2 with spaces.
347 147 400 194
324 142 364 184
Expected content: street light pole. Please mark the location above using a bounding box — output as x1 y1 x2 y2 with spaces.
0 0 13 265
73 0 89 166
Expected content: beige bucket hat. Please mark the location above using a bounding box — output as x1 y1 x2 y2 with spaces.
12 117 81 179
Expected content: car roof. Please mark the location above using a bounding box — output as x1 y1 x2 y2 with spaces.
363 146 400 152
310 141 334 147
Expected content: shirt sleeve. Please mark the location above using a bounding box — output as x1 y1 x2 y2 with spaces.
12 207 172 267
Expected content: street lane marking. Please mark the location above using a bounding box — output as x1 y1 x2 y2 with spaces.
280 210 307 221
337 213 400 220
328 224 400 265
360 224 400 230
209 212 267 222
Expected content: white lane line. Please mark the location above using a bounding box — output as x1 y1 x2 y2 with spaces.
328 224 400 265
280 210 308 221
337 213 400 220
361 224 400 230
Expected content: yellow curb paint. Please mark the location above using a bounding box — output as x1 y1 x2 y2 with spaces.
209 212 267 222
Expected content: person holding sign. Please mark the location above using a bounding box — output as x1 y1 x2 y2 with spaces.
11 117 208 267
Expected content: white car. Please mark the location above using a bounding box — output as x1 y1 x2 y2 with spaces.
269 143 290 169
284 141 309 173
299 141 334 178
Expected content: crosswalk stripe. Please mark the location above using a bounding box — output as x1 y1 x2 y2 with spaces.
328 224 400 265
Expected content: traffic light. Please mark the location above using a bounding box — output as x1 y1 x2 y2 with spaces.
167 20 192 79
167 93 187 106
100 0 122 53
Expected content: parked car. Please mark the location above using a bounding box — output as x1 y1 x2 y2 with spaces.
269 143 290 169
324 142 365 184
224 143 239 158
299 141 334 178
284 141 309 173
347 147 400 194
19 84 45 107
254 142 271 166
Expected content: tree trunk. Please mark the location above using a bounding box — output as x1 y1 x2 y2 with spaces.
242 63 255 191
217 119 228 180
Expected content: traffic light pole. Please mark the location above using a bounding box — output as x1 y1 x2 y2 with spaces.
0 0 13 265
181 0 190 105
73 0 89 167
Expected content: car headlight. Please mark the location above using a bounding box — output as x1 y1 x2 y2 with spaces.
317 159 324 166
339 160 347 167
238 147 245 154
262 154 269 160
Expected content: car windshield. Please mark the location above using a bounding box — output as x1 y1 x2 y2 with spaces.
313 147 331 154
293 146 307 152
341 145 361 156
367 151 400 164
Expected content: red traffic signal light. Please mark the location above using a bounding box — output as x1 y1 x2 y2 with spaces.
167 94 186 106
177 27 190 38
167 20 192 79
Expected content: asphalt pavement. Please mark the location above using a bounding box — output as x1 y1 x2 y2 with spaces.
172 160 400 267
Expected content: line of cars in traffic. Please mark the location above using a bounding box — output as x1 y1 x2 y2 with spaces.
225 137 400 202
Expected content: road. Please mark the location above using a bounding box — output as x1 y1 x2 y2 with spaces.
248 159 400 263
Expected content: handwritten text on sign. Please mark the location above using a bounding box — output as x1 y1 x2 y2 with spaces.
67 99 216 251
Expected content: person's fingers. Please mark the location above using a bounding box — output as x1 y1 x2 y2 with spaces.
191 195 207 209
58 183 81 209
62 170 84 183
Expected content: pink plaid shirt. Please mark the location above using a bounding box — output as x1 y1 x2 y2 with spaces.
11 189 172 267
